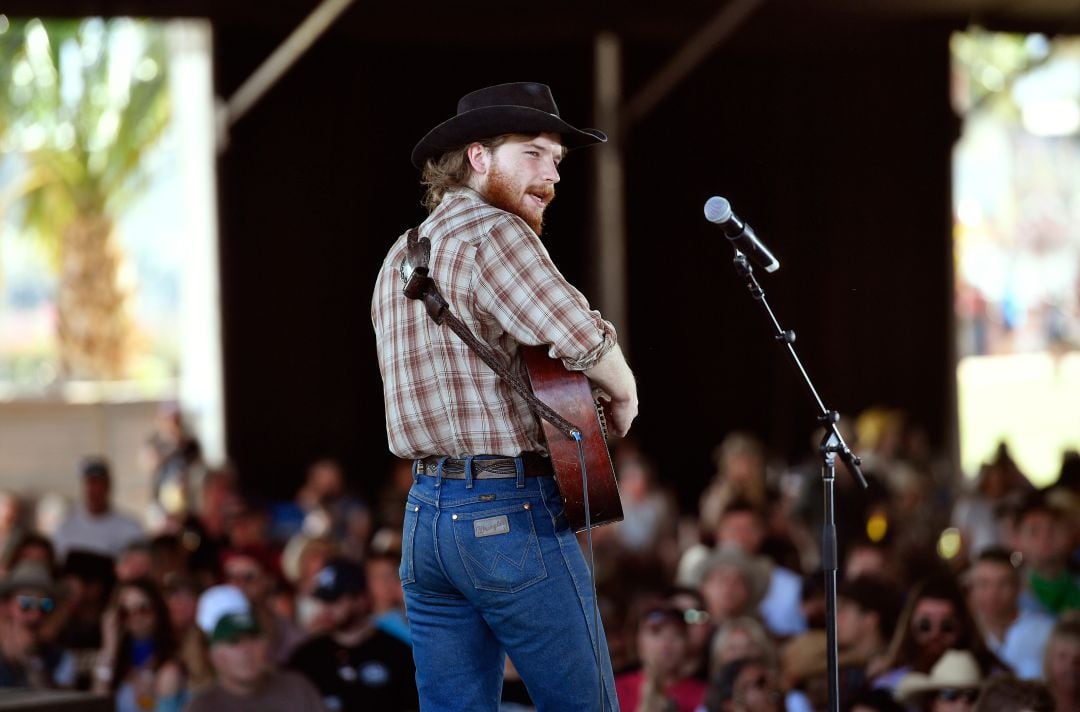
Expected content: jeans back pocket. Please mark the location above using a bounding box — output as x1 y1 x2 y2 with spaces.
400 501 420 586
451 502 548 593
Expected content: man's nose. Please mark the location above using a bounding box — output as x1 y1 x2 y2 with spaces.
542 158 560 184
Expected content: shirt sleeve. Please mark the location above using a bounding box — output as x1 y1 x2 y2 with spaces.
472 214 617 371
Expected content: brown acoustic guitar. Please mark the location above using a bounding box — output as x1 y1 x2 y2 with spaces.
520 345 623 532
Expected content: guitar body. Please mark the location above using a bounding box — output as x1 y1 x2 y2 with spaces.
520 345 623 531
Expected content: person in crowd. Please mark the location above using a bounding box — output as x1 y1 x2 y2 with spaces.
699 433 772 533
47 549 115 681
703 655 784 712
187 467 240 579
53 457 144 561
688 548 771 631
611 445 679 565
780 631 834 712
773 575 904 710
894 649 983 712
972 676 1055 712
0 561 75 688
3 532 57 576
147 534 190 587
288 558 418 711
1042 613 1079 712
798 571 828 631
1011 492 1080 616
115 541 153 583
713 499 806 637
220 545 305 665
281 535 338 633
781 575 905 712
375 459 417 533
964 547 1055 679
0 491 28 573
667 587 713 681
187 584 327 712
294 459 370 558
161 573 213 693
844 538 895 583
709 616 776 679
615 602 707 712
227 497 274 550
836 576 904 681
140 402 202 520
1054 448 1080 492
92 576 185 711
951 444 1033 562
365 549 410 645
678 498 799 638
871 574 1004 691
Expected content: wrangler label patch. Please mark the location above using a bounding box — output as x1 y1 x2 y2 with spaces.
474 515 510 538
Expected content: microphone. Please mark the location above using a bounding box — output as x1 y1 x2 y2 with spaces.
703 196 780 273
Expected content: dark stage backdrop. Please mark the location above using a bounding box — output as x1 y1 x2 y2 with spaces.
215 15 958 508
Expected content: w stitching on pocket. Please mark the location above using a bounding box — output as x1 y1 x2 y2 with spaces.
452 503 547 593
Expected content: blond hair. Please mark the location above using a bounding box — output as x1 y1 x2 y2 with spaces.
420 132 567 212
420 135 510 212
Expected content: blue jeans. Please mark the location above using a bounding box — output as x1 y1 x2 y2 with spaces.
400 457 618 711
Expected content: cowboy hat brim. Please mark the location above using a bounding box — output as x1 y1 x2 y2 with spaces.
411 105 607 169
894 650 982 703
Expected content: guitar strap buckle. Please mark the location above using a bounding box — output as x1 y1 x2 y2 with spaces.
400 228 448 323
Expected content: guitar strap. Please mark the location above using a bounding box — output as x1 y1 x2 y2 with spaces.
399 227 581 441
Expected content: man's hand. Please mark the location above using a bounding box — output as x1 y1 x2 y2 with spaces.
585 345 638 437
600 394 637 438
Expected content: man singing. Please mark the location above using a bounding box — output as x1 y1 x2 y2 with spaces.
372 82 638 711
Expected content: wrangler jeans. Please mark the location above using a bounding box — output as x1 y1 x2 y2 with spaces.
400 459 618 711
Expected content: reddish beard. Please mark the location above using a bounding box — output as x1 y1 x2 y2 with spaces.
483 163 555 235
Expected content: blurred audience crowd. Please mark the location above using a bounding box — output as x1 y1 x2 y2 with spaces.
0 404 1077 712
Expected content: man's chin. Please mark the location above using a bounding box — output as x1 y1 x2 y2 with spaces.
523 209 545 236
504 203 544 235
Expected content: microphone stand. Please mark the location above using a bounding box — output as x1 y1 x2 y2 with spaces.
730 250 867 712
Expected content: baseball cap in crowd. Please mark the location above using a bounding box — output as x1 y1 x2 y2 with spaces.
0 561 56 599
196 584 261 644
312 558 366 602
638 603 687 632
80 456 111 479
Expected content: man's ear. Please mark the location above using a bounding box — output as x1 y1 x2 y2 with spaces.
466 142 490 174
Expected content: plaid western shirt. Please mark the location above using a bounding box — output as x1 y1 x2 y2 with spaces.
371 187 617 459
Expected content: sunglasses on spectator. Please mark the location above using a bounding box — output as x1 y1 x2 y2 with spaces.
682 608 710 625
937 688 979 703
16 595 54 613
914 617 956 635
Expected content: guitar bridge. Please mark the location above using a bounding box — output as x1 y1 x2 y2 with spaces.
592 388 610 440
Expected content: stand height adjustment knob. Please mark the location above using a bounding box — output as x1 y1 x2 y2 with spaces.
775 330 796 344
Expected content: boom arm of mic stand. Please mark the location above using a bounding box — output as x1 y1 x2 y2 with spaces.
730 247 864 712
731 251 867 490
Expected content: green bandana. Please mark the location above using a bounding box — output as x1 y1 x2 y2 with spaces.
1029 570 1080 614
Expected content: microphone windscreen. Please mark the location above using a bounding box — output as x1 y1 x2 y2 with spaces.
703 196 731 224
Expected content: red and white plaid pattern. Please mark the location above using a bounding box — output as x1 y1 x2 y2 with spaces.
372 188 617 459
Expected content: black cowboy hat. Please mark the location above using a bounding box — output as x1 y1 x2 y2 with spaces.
410 82 607 169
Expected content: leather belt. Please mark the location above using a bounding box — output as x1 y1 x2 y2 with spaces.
415 453 553 479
